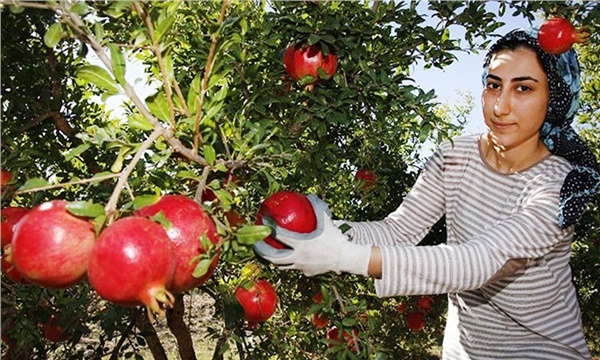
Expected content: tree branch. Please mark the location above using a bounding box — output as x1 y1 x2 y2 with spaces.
104 127 162 221
193 0 230 153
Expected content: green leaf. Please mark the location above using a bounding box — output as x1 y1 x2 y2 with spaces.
92 171 113 179
71 2 90 15
203 145 216 166
77 65 120 94
146 92 170 122
18 178 48 191
67 201 106 218
128 114 154 131
236 225 272 245
155 15 176 43
342 318 357 327
9 5 25 14
212 86 228 102
203 101 223 121
418 122 431 142
150 211 172 230
92 215 107 237
109 44 126 85
317 67 332 80
44 23 63 48
132 194 161 210
64 143 90 161
308 34 321 45
192 257 214 278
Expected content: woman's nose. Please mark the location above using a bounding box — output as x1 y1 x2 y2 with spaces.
493 91 510 116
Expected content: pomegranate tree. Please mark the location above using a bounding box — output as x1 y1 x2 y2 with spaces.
135 194 220 293
538 17 590 54
88 217 176 320
283 43 338 85
255 190 317 249
234 279 278 323
11 200 95 289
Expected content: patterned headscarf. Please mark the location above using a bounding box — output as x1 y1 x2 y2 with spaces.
482 28 600 228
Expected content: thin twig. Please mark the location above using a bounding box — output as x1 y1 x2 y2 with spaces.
194 165 212 203
104 127 163 221
193 0 230 153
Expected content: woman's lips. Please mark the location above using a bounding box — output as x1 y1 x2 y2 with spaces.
491 120 514 130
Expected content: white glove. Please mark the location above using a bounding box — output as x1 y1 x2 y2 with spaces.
253 194 372 277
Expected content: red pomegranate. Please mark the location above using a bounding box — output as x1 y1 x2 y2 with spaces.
234 279 278 323
11 200 95 289
326 326 359 351
355 169 377 190
88 217 176 319
407 311 426 332
283 43 338 84
0 170 12 187
40 314 69 343
417 295 434 311
1 207 30 249
135 195 221 293
538 17 589 55
255 191 317 249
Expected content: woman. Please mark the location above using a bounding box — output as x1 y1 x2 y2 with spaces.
255 29 598 359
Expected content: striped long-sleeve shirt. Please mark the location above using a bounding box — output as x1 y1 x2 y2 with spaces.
347 135 591 359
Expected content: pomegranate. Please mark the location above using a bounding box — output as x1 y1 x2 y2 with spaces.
234 279 278 323
538 17 590 54
40 314 69 342
283 43 338 84
396 303 407 314
417 295 434 311
313 291 324 304
255 191 317 249
1 207 30 249
0 170 12 187
407 311 426 332
312 313 329 329
11 200 95 289
88 217 176 319
135 195 220 293
355 169 377 190
326 326 359 351
224 210 244 227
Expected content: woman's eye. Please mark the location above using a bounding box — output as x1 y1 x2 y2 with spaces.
517 85 532 92
486 82 500 90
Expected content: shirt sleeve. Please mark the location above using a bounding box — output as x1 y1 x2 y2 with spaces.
373 176 572 297
346 147 446 247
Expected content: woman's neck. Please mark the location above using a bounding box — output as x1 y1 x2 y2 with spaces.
480 133 550 174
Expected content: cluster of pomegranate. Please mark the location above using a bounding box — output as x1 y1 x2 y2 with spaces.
2 194 220 321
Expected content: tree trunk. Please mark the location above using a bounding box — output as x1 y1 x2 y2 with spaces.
211 331 228 360
167 293 197 360
135 311 168 360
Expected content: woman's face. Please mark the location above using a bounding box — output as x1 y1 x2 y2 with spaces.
482 47 549 151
